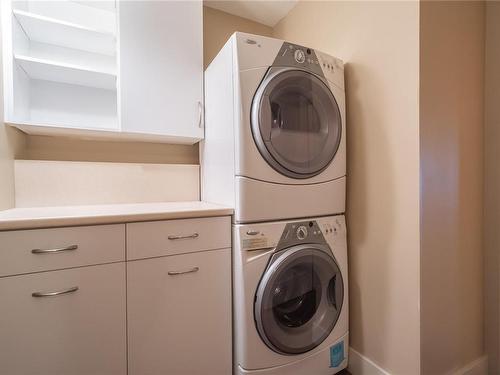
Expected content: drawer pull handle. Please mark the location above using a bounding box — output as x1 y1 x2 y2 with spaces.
31 245 78 254
168 267 199 276
167 233 199 241
32 286 79 298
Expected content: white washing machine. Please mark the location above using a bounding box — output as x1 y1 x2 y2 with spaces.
233 214 349 375
202 32 346 223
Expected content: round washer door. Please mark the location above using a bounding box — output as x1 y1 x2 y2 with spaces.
254 244 344 355
251 68 342 179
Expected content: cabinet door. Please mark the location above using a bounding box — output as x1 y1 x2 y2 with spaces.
118 0 204 143
128 249 232 375
0 263 127 375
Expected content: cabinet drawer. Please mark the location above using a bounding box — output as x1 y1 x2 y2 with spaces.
127 248 231 375
126 216 230 260
0 224 125 277
0 263 127 375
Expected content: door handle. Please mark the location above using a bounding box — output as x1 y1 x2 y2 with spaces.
32 286 79 298
31 245 78 254
197 101 203 128
168 267 199 276
168 233 199 241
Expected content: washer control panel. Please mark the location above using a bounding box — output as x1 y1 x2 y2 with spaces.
237 215 346 252
275 220 329 251
321 217 345 239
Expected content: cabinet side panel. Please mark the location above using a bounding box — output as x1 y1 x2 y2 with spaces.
201 38 235 207
0 0 24 211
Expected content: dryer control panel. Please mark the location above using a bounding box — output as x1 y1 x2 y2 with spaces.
273 42 324 77
272 42 345 90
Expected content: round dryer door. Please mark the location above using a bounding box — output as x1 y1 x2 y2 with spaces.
254 244 344 355
251 68 342 179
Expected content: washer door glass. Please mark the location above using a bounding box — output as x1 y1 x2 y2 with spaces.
252 68 342 179
254 245 344 354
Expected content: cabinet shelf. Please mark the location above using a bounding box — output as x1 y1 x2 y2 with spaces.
15 54 116 90
13 9 116 56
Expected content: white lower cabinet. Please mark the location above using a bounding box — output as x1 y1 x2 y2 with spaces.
0 262 127 375
0 216 231 375
127 248 232 375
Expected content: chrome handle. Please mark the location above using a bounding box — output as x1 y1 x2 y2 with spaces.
32 286 79 298
31 245 78 254
167 233 199 241
168 267 199 276
246 230 260 236
197 101 203 128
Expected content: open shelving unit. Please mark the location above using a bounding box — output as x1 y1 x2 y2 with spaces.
2 0 118 132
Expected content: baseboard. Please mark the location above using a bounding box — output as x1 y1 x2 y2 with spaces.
348 347 391 375
347 348 487 375
453 355 488 375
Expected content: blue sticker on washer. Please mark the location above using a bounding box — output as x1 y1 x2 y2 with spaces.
330 341 345 368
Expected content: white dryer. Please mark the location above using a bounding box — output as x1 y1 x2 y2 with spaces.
202 32 346 223
233 214 349 374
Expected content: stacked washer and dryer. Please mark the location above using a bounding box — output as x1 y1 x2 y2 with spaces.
202 32 348 375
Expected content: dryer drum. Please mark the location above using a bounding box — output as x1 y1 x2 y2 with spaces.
251 67 342 179
254 244 344 355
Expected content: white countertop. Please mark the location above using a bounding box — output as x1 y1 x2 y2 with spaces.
0 201 233 231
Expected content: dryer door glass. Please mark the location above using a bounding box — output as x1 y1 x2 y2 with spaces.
252 68 342 179
254 245 344 354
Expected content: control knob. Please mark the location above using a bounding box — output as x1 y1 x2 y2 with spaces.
296 225 308 240
294 49 306 63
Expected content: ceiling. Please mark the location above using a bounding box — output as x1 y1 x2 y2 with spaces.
204 0 298 27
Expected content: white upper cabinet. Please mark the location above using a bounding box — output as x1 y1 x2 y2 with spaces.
1 0 204 144
118 1 204 143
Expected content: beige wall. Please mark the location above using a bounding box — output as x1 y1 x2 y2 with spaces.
203 6 273 69
274 2 421 374
484 2 500 374
14 160 199 207
420 2 485 374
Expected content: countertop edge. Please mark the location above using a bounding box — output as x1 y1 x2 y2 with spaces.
0 204 234 231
